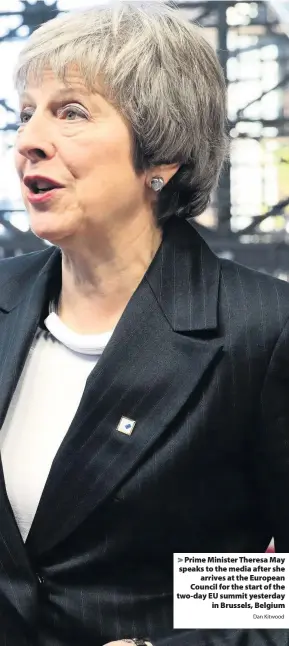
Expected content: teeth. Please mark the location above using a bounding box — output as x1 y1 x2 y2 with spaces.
37 180 55 190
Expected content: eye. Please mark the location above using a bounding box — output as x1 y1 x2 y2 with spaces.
17 104 88 126
19 109 33 124
59 104 88 120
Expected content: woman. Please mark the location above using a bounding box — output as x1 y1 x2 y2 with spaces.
0 2 289 645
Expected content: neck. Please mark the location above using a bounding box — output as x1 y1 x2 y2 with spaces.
57 218 163 335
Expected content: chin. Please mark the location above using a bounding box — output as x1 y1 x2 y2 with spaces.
31 226 70 246
29 215 75 245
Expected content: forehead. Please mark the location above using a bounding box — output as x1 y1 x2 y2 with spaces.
19 65 103 103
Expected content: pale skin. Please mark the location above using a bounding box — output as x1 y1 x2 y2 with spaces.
15 65 179 336
15 65 179 644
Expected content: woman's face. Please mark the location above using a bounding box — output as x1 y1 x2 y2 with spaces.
15 66 149 248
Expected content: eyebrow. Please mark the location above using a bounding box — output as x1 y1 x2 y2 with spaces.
19 87 93 104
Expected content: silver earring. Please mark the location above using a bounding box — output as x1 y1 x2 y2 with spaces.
150 177 164 192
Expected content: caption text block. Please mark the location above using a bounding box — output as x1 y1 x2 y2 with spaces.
174 553 289 628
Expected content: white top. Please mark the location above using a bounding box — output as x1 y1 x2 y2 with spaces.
0 306 113 542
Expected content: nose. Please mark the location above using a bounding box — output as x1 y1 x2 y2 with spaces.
16 114 56 163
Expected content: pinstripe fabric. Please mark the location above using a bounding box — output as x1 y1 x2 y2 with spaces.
0 216 289 645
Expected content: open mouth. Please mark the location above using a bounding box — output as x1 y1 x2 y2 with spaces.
24 177 64 194
31 184 55 194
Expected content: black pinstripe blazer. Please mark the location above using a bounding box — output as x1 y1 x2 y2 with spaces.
1 216 289 646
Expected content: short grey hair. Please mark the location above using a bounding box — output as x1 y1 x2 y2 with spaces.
14 1 229 223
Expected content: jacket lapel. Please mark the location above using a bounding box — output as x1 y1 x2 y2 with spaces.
0 247 60 609
23 217 223 556
0 249 60 430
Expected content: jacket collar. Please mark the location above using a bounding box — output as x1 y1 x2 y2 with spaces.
146 216 220 331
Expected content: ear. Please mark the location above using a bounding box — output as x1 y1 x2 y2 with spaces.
146 162 180 188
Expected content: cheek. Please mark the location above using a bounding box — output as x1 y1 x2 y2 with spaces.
65 136 136 185
82 120 134 170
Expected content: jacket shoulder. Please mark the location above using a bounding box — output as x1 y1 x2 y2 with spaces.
220 256 289 293
219 257 289 327
0 247 56 284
